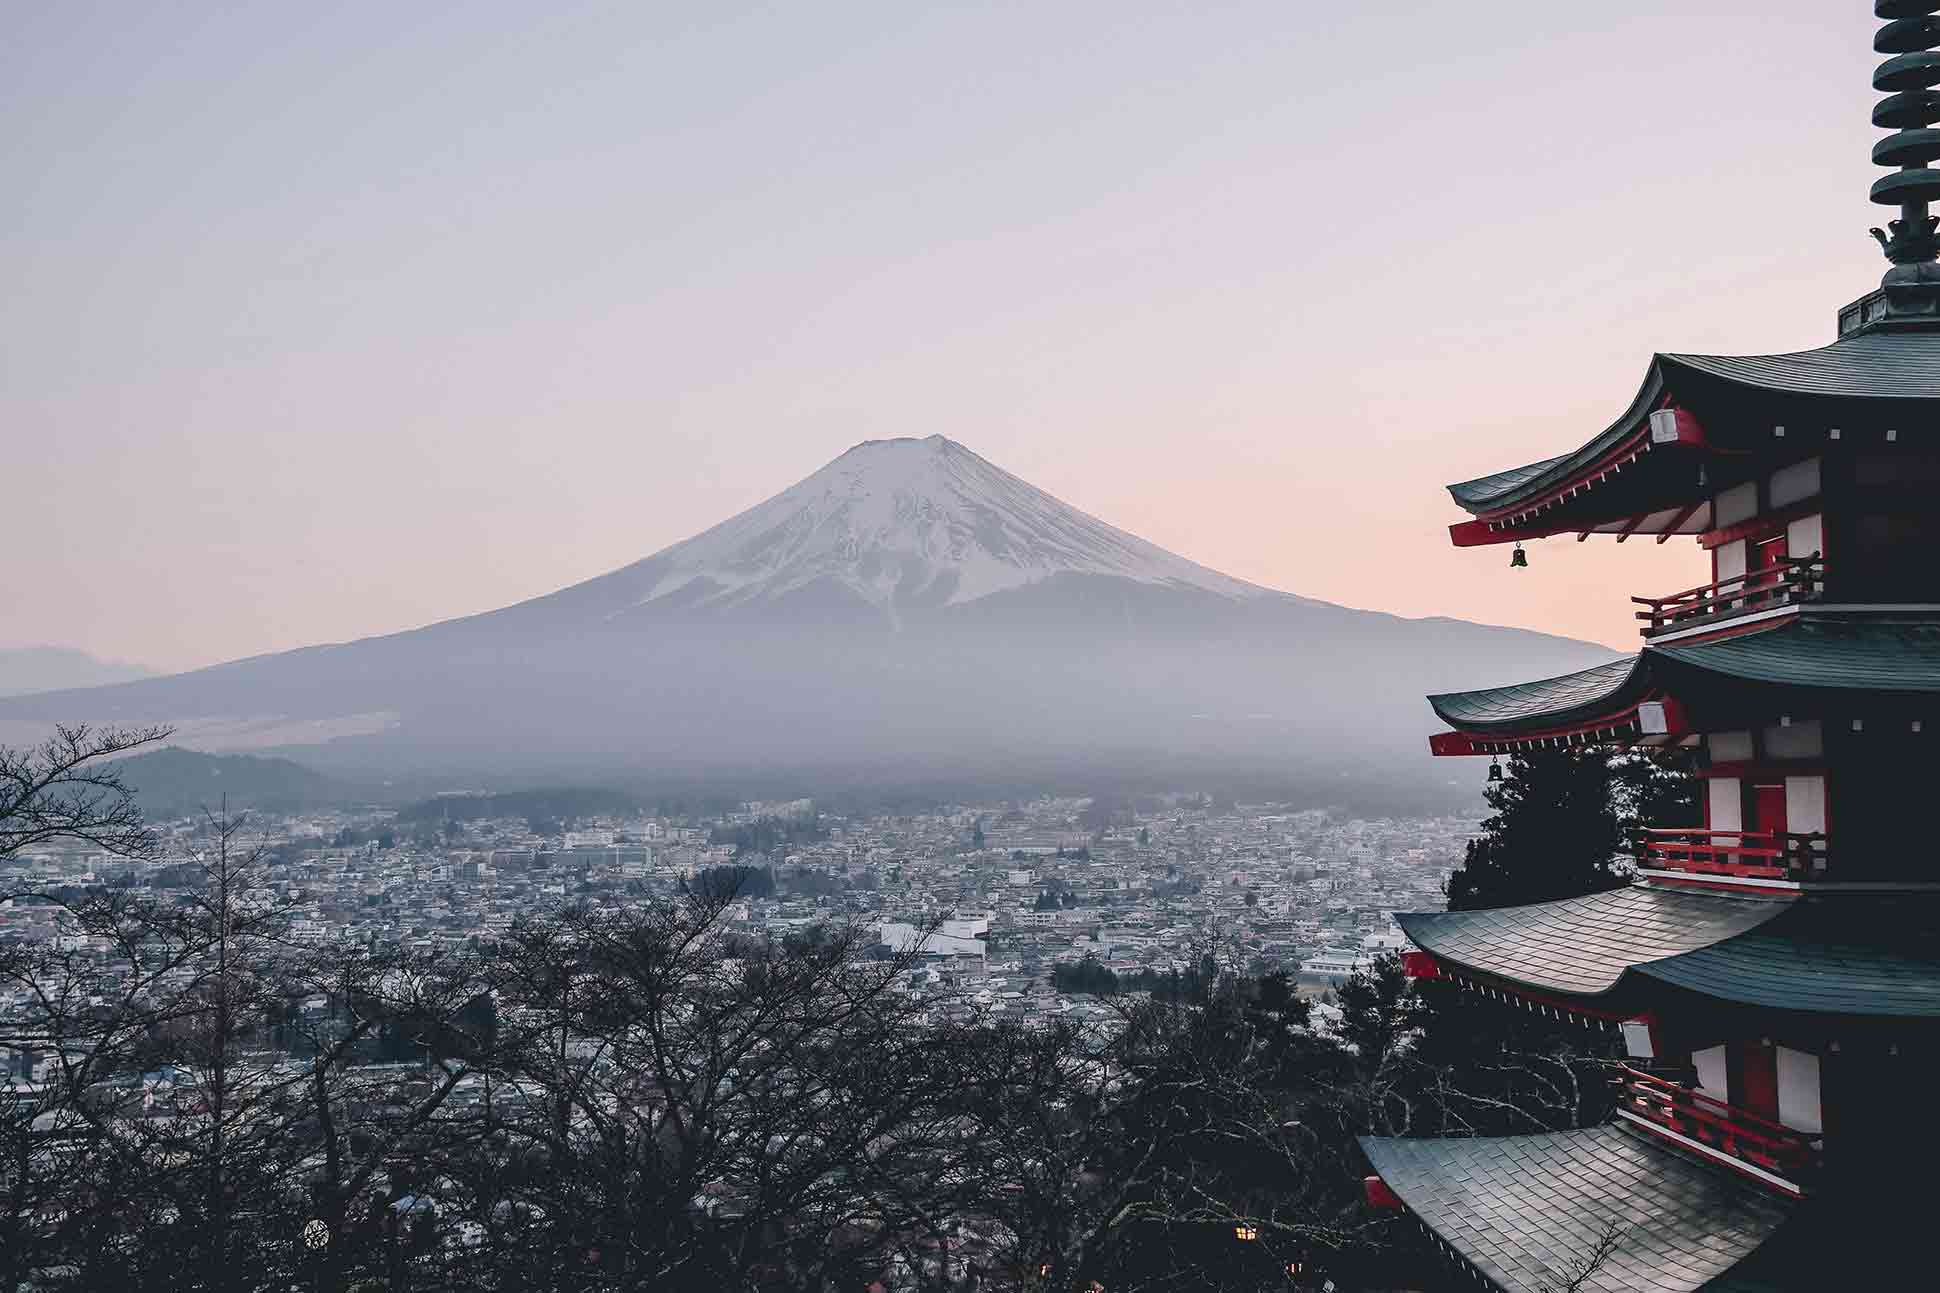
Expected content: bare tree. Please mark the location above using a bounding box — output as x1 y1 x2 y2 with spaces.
0 723 169 868
916 968 1380 1293
409 885 952 1291
2 790 501 1291
0 790 1602 1293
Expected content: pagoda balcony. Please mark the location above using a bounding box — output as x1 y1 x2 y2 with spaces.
1636 828 1827 882
1618 1066 1820 1193
1633 555 1826 638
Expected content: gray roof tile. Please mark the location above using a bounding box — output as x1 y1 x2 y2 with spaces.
1636 893 1940 1016
1428 656 1642 730
1397 884 1792 997
1432 616 1940 737
1653 617 1940 694
1361 1126 1794 1293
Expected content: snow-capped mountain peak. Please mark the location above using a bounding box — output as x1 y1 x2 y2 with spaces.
628 435 1267 615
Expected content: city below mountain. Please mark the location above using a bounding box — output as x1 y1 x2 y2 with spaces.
0 437 1612 807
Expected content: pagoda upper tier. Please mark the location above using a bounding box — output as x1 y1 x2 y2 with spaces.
1446 330 1940 547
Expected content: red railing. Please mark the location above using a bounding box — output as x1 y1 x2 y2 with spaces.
1620 1066 1820 1186
1637 828 1826 881
1633 555 1825 636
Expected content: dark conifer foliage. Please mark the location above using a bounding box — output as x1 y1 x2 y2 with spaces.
1444 752 1631 912
1443 749 1699 912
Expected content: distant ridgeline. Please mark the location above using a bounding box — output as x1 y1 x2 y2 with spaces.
393 788 640 825
118 747 353 820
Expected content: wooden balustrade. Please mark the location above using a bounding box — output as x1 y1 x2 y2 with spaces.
1636 828 1826 881
1620 1066 1820 1186
1632 555 1825 636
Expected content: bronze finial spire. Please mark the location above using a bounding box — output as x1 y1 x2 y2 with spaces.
1869 4 1940 307
1846 3 1940 333
1872 4 1940 257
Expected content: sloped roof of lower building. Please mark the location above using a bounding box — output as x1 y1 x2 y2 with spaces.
1360 1124 1795 1293
1396 885 1792 997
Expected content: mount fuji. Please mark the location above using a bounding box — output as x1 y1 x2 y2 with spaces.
489 435 1277 633
1 437 1614 805
612 435 1264 618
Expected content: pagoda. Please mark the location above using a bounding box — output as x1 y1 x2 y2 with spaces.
1358 6 1940 1290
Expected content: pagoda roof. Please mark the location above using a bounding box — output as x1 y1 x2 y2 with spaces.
1651 616 1940 694
1663 332 1940 401
1635 896 1940 1018
1395 886 1792 999
1359 1125 1793 1293
1445 331 1940 545
1429 616 1940 748
1404 885 1940 1020
1428 656 1642 734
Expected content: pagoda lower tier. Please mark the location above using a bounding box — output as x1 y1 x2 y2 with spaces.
1360 1126 1793 1292
1360 1124 1940 1292
1362 884 1940 1289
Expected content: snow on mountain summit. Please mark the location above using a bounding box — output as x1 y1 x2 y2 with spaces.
630 435 1268 615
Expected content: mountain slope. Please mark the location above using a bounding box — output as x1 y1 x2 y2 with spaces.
0 437 1616 804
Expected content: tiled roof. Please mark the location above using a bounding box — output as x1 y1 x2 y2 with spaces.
1447 332 1940 516
1448 452 1575 508
1663 332 1940 401
1360 1125 1794 1293
1652 617 1940 693
1427 657 1641 732
1447 366 1665 513
1396 886 1791 997
1430 617 1940 737
1636 894 1940 1017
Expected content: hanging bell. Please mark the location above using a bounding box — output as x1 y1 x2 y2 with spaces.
1509 543 1528 569
1487 757 1504 782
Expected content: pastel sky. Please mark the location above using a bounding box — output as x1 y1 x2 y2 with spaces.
3 2 1889 672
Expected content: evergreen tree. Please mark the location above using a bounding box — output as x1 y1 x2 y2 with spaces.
1444 751 1629 911
1445 748 1700 912
1335 953 1418 1078
1611 747 1701 840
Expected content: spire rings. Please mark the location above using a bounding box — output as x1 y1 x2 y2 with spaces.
1878 17 1940 54
1873 6 1940 220
1873 89 1940 128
